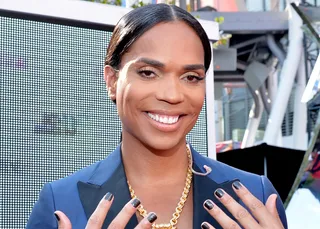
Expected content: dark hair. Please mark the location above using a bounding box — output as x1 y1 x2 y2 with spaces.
105 4 212 72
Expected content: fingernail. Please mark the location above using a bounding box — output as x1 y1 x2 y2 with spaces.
131 198 141 208
215 188 224 198
204 200 214 210
147 212 157 223
232 181 242 190
201 222 210 229
105 192 113 201
54 213 60 222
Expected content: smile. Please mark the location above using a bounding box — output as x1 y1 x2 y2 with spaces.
147 112 179 124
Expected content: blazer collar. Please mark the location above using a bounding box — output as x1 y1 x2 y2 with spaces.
190 145 240 229
78 144 239 229
78 145 138 228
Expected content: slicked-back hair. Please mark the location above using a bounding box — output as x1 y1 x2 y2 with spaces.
105 4 212 73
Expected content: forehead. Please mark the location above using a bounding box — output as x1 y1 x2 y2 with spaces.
121 21 205 67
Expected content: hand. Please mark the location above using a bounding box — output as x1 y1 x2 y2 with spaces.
54 193 157 229
202 181 284 229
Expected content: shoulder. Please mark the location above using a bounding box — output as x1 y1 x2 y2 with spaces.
26 151 119 229
196 154 288 229
50 159 103 190
50 145 122 191
26 160 104 229
197 153 262 185
195 153 276 201
190 145 262 188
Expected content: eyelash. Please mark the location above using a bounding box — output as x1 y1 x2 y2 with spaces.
137 70 156 78
184 75 205 83
137 69 204 83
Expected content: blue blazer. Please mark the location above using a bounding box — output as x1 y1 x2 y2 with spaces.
26 145 288 229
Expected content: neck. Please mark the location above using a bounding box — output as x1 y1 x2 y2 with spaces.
121 132 190 186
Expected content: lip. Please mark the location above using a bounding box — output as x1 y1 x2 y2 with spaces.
144 112 183 132
146 110 185 116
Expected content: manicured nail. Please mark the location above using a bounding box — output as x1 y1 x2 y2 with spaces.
147 212 157 223
204 200 214 210
105 192 113 201
215 188 224 198
131 198 141 208
54 213 60 222
201 222 210 229
232 181 242 190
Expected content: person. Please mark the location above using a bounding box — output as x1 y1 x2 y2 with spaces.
26 4 287 229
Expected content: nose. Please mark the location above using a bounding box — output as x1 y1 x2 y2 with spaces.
155 76 184 104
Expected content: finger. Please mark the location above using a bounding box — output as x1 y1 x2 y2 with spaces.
231 181 276 227
135 212 157 229
55 211 72 229
265 194 282 224
203 199 242 229
86 192 114 229
201 222 216 229
108 198 141 229
213 188 261 228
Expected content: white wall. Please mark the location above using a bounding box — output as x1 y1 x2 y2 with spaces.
282 134 308 150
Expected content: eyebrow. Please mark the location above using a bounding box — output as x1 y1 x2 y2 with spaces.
136 58 164 68
135 57 205 71
183 64 205 71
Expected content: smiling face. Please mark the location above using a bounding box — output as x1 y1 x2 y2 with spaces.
105 21 206 151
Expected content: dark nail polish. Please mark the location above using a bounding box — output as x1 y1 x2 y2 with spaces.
147 212 157 223
232 181 242 190
131 198 141 208
201 223 210 229
204 200 214 210
215 188 224 198
54 213 60 222
105 192 113 201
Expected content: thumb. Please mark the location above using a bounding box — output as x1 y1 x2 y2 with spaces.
54 210 72 229
265 194 281 223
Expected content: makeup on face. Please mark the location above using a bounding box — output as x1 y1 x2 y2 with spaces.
115 21 206 150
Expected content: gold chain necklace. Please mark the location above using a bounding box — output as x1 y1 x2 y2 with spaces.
127 145 193 229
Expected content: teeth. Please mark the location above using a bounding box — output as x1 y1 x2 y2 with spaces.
147 113 179 124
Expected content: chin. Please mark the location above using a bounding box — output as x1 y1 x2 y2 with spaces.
142 135 185 152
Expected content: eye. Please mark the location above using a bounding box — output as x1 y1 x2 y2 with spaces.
139 70 155 78
183 74 205 83
137 67 158 79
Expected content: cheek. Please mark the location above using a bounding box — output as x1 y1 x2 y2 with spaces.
190 86 206 112
116 80 133 112
116 79 145 117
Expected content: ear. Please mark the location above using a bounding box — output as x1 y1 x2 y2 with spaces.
104 65 118 101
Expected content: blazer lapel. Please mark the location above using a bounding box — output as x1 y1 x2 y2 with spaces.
77 146 138 229
191 147 240 229
77 144 240 229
